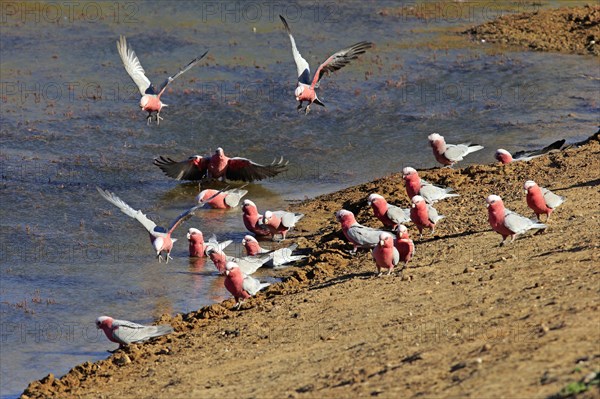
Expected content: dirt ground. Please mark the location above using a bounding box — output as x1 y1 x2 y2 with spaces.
465 5 600 56
21 130 600 398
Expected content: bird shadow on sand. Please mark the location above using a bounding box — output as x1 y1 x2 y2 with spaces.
531 245 591 258
415 229 484 244
553 177 600 191
308 271 376 291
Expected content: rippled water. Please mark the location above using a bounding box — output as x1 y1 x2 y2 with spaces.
1 0 598 397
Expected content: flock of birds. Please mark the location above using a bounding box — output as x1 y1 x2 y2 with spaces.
94 17 566 350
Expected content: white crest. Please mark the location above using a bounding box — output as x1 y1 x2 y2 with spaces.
523 180 537 190
428 133 443 142
486 194 502 204
402 167 417 176
411 195 424 204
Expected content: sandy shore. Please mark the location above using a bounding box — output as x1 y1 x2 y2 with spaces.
465 5 600 56
22 131 600 398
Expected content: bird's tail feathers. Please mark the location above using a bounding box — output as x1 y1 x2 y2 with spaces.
151 325 174 338
313 98 325 107
286 243 299 252
467 145 484 154
258 282 271 291
531 221 547 230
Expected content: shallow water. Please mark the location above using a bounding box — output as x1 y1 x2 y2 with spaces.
1 0 598 397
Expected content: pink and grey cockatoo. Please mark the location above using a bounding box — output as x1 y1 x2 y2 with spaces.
224 261 271 309
409 195 444 238
428 133 484 167
187 228 232 257
96 316 173 351
402 167 459 204
242 235 307 268
279 15 373 115
495 139 565 164
394 225 415 270
524 180 565 221
153 148 288 182
242 235 270 256
116 35 207 126
262 210 304 241
372 232 400 276
367 194 411 229
486 194 547 245
196 187 248 209
335 209 387 254
206 247 271 275
97 187 199 263
241 199 272 237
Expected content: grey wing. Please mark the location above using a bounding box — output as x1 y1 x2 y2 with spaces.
237 254 271 275
155 50 208 95
419 184 458 203
112 318 147 329
113 322 173 344
272 243 305 266
116 36 152 95
242 274 264 296
282 212 304 228
271 211 302 228
443 144 468 162
279 15 311 85
426 204 444 224
347 225 384 247
392 246 400 265
504 209 546 234
153 156 209 181
96 187 160 235
167 204 202 234
111 319 152 344
313 41 373 85
541 188 565 209
386 205 411 224
204 234 233 253
224 188 248 208
225 157 288 182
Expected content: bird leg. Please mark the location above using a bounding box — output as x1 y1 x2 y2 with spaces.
305 104 311 115
157 253 163 263
165 253 173 264
297 102 303 113
146 113 153 126
156 112 163 126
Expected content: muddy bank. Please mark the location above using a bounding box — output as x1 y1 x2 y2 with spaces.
21 133 600 398
466 5 600 56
